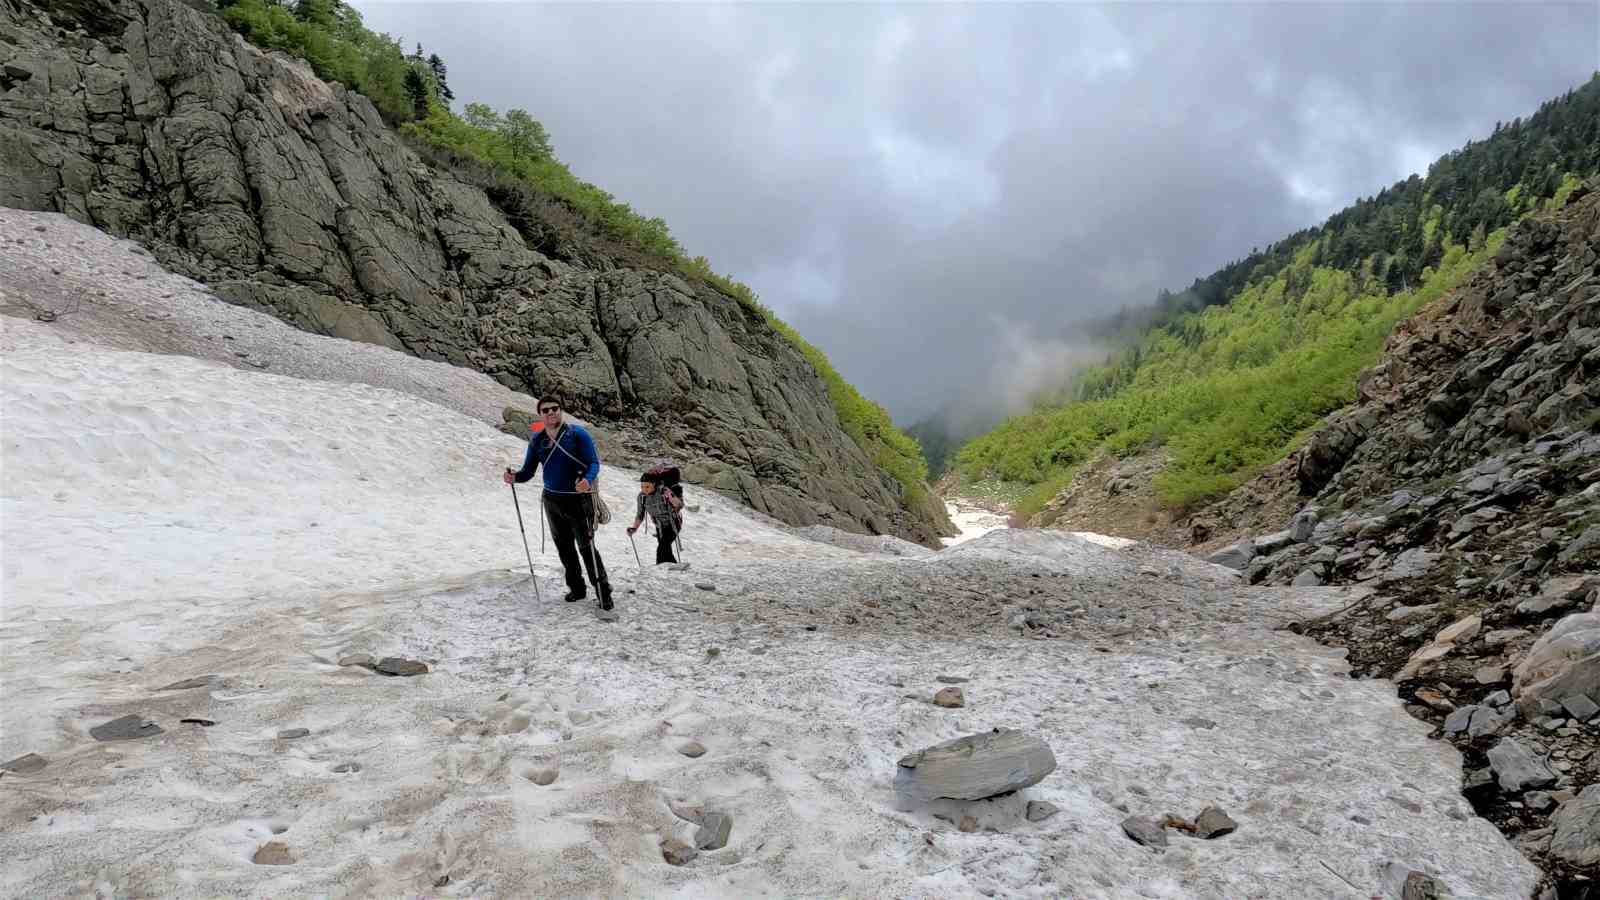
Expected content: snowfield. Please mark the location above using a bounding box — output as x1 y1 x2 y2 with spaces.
0 210 1538 898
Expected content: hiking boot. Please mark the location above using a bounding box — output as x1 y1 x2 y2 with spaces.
563 590 584 603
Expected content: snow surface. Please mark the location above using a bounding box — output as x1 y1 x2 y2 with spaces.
943 500 1009 547
0 211 1539 898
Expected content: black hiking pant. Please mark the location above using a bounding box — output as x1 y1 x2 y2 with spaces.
544 492 609 598
654 528 677 565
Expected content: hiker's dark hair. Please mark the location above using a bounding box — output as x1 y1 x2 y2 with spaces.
537 394 564 412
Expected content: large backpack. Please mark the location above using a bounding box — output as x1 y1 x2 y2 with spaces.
643 464 684 532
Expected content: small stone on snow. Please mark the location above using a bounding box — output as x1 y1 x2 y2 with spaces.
660 839 697 866
1025 800 1060 822
90 714 162 742
252 842 293 865
1121 815 1168 849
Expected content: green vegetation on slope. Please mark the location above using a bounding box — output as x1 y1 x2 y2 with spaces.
217 0 929 503
956 75 1599 518
958 233 1500 516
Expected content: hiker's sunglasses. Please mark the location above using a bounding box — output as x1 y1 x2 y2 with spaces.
539 405 561 414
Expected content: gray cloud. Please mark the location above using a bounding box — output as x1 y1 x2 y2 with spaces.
356 1 1598 427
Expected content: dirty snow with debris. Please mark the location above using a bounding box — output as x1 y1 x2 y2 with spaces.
0 211 1540 898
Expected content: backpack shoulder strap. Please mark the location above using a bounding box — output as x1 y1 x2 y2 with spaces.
548 425 594 475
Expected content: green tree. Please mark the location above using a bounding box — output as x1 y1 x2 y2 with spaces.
462 102 500 132
291 0 335 27
500 109 553 162
403 66 429 121
427 52 453 103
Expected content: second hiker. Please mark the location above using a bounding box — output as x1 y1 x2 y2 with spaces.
627 472 683 564
502 396 613 610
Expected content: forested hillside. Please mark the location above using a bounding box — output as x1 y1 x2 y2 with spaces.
957 75 1600 516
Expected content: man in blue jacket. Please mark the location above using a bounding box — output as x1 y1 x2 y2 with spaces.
503 396 613 610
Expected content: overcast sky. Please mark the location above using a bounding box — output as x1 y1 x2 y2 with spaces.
356 1 1598 427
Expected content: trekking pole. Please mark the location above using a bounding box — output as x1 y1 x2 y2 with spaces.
580 495 607 605
627 529 643 569
509 480 542 604
661 491 686 564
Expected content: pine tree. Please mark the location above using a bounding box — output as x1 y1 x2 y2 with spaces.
427 53 454 103
403 67 429 121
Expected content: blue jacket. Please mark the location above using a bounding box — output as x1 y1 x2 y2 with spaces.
514 422 601 493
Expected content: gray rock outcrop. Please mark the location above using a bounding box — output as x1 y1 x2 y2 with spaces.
0 0 952 546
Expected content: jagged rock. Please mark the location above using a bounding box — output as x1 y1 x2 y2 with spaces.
1121 815 1168 849
1437 615 1482 644
1397 615 1481 680
1513 612 1600 715
1402 871 1448 900
374 657 428 676
1518 575 1599 616
660 838 697 866
894 729 1057 805
1485 691 1512 708
1443 706 1477 735
1526 791 1556 812
669 799 704 825
1415 689 1454 712
1474 666 1505 685
90 714 162 742
1253 530 1295 555
1467 705 1516 738
1193 806 1237 838
1206 542 1255 571
1485 629 1529 647
1290 509 1319 542
694 812 733 850
1560 526 1600 564
1561 693 1598 722
1025 800 1060 822
1387 603 1440 623
1379 548 1438 582
933 687 965 708
0 0 951 547
0 753 46 774
252 842 293 866
1549 784 1600 867
1291 568 1324 586
1487 738 1556 792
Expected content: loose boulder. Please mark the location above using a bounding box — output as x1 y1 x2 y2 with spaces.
1513 612 1600 716
1549 784 1600 867
894 729 1057 806
1206 542 1255 571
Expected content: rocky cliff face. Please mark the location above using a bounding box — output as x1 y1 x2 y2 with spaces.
0 0 952 545
1196 186 1600 894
